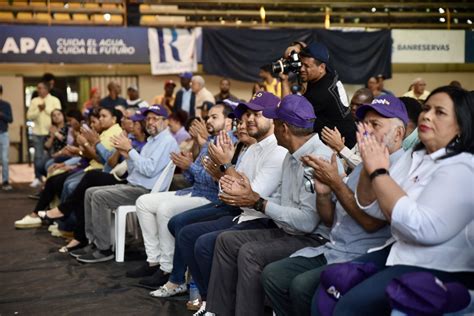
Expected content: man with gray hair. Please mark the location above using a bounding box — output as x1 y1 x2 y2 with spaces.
403 77 430 102
191 75 215 117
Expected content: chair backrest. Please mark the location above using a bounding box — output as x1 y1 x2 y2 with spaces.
151 161 176 193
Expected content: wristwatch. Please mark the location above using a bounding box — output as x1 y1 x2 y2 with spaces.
219 163 234 172
253 197 266 213
369 168 390 181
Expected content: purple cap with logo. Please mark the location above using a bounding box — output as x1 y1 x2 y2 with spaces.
130 110 145 122
386 272 471 316
143 104 169 119
232 91 281 119
262 94 316 129
317 262 379 316
356 95 409 125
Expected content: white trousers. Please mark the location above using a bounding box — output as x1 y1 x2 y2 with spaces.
135 191 210 273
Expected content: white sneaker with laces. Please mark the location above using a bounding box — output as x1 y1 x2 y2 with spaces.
149 283 187 298
15 214 42 229
29 178 42 188
193 302 207 316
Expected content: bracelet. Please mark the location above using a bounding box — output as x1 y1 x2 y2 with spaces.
369 168 390 181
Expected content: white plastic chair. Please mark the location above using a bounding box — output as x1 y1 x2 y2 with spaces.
112 161 176 262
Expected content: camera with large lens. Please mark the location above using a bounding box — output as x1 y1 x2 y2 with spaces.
272 50 302 75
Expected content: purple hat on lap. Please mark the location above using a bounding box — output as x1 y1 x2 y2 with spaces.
386 271 471 316
317 262 379 316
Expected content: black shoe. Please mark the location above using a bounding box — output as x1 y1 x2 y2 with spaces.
138 269 169 289
76 248 114 263
126 262 160 278
69 244 96 258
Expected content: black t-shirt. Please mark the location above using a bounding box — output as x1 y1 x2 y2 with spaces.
99 96 128 109
304 72 357 148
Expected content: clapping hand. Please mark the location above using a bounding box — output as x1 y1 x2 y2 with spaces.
170 152 194 170
201 155 223 180
356 122 389 174
80 126 100 146
218 173 260 207
208 130 234 165
301 153 341 195
321 127 345 152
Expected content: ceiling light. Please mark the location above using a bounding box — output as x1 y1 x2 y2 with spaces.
468 19 473 25
354 17 360 23
439 17 446 22
426 8 430 13
439 8 445 14
236 19 242 25
454 18 458 24
103 13 111 21
64 2 69 8
259 6 265 21
384 8 389 12
371 7 376 13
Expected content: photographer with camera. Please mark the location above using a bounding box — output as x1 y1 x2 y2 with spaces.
276 42 357 149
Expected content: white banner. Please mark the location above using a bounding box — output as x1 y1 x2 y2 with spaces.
392 30 465 63
148 28 198 75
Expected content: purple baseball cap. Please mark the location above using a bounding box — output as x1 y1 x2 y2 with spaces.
179 72 193 79
356 94 409 125
262 94 316 129
232 91 281 119
317 262 379 316
386 272 471 316
130 111 145 122
143 105 169 118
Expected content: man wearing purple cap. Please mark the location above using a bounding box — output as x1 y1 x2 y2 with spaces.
281 41 357 150
202 94 343 316
174 72 195 117
65 105 180 263
262 94 407 316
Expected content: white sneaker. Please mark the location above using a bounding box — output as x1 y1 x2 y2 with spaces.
29 178 42 188
149 283 187 298
15 214 42 229
193 302 206 316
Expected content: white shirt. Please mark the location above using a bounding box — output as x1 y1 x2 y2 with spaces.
356 148 474 272
339 144 362 171
236 134 287 223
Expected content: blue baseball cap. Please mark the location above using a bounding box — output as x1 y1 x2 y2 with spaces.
262 94 316 129
143 105 168 118
179 72 193 79
130 110 145 122
232 91 281 119
356 94 409 125
304 42 330 64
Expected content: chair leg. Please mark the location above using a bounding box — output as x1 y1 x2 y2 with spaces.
115 211 127 262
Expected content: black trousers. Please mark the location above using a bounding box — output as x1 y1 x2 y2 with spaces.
57 169 124 243
33 171 73 212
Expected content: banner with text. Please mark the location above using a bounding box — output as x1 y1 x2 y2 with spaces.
148 28 198 75
392 29 465 63
0 25 148 63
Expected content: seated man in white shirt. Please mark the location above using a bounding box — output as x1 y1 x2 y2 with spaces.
148 91 287 301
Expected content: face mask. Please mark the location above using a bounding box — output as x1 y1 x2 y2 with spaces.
402 128 420 151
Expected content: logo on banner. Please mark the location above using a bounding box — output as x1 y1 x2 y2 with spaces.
148 28 198 75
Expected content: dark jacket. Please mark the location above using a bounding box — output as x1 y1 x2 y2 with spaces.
174 88 196 117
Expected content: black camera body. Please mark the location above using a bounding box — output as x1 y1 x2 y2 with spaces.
271 50 302 75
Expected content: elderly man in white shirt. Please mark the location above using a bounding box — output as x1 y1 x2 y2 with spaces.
325 85 474 315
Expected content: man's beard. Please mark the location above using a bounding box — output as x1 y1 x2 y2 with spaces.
248 122 271 140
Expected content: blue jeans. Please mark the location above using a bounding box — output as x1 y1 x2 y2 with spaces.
178 216 275 299
167 202 241 284
60 170 84 202
32 135 48 179
0 132 9 183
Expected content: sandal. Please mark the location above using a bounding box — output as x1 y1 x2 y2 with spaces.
59 241 88 253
